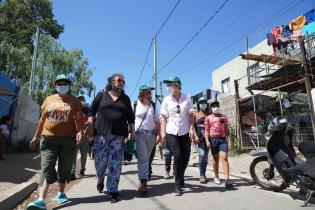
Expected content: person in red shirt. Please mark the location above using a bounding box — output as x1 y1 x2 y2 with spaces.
204 101 233 188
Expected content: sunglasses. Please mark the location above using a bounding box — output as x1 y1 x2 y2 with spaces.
176 104 180 114
113 79 125 84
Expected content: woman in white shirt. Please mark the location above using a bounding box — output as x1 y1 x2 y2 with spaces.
160 76 197 196
135 84 161 194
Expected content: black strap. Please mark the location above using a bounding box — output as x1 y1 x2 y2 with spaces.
138 104 151 129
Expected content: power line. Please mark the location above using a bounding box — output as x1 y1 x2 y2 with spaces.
176 0 301 77
130 39 153 97
155 0 182 37
158 0 231 74
129 1 182 97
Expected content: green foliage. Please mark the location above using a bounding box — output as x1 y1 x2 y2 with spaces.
228 125 247 156
0 0 94 104
33 34 94 104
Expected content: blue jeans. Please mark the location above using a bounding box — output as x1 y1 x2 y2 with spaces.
197 141 209 176
163 140 173 172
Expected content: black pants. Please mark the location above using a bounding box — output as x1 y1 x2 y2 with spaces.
166 133 191 188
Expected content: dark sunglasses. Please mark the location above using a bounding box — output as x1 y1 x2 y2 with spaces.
176 104 180 114
113 79 125 84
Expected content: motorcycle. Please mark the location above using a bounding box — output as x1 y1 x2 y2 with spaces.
249 114 315 207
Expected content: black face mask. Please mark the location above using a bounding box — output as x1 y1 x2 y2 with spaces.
112 86 124 94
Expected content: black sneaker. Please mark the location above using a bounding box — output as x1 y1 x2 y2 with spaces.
79 170 85 177
97 181 104 193
180 179 185 187
109 192 121 203
224 179 233 188
173 187 183 196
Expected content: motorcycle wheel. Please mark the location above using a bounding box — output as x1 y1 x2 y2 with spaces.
250 156 287 192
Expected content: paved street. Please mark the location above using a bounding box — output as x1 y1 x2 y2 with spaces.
52 158 314 210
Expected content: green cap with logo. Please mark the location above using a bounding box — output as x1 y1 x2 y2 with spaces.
55 74 71 84
163 76 181 85
139 84 155 92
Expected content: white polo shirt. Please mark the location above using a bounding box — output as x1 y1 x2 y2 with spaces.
160 93 195 136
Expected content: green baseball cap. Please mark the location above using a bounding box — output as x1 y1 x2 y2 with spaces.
198 97 207 103
163 76 181 85
139 84 155 92
55 74 71 84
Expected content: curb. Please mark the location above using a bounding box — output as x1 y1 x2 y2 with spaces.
0 182 38 210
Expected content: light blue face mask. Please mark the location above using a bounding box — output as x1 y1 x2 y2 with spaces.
56 85 70 94
199 104 208 110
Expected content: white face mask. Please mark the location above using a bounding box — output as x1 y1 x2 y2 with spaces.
199 104 207 110
212 107 220 114
166 86 174 95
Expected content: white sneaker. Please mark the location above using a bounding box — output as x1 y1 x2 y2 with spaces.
214 177 221 185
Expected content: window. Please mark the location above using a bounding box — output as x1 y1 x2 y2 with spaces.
221 78 230 94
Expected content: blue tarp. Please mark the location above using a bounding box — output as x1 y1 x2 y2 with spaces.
0 71 19 119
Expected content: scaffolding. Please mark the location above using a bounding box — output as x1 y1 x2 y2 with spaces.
236 34 315 149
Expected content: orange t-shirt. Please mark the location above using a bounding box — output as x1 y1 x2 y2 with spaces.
41 94 82 136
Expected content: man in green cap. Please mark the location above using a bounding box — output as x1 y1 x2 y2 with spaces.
133 84 161 194
160 76 197 196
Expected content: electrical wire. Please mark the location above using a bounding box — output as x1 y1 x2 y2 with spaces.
130 39 153 97
155 0 182 37
158 0 231 74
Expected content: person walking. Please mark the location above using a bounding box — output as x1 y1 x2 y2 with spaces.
204 101 233 188
70 95 90 179
134 84 160 194
87 73 135 202
193 97 210 184
27 74 83 210
0 115 10 160
160 76 197 196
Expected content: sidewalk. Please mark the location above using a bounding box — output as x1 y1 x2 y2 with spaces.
0 153 41 209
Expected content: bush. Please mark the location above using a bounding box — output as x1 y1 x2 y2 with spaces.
229 126 248 156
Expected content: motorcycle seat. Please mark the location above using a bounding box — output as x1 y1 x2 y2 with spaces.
298 141 315 157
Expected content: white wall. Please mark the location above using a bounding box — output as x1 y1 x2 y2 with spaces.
212 39 273 97
11 89 40 145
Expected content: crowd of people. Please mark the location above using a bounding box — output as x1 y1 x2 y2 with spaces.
26 73 232 210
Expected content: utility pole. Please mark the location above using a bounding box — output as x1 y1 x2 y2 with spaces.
153 37 158 104
29 26 40 96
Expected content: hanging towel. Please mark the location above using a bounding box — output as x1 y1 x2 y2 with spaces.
302 22 315 36
290 15 307 31
272 26 282 43
281 24 293 37
304 9 315 24
290 29 303 41
266 33 276 45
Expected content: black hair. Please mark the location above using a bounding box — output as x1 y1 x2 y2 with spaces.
1 115 10 124
105 73 124 91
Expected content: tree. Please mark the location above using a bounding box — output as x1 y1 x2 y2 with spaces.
33 34 94 104
0 0 64 75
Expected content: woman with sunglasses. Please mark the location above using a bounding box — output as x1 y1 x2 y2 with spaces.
87 73 135 202
160 76 197 196
27 74 83 210
134 84 160 194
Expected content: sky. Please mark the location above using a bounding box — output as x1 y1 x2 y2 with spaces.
52 0 314 103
